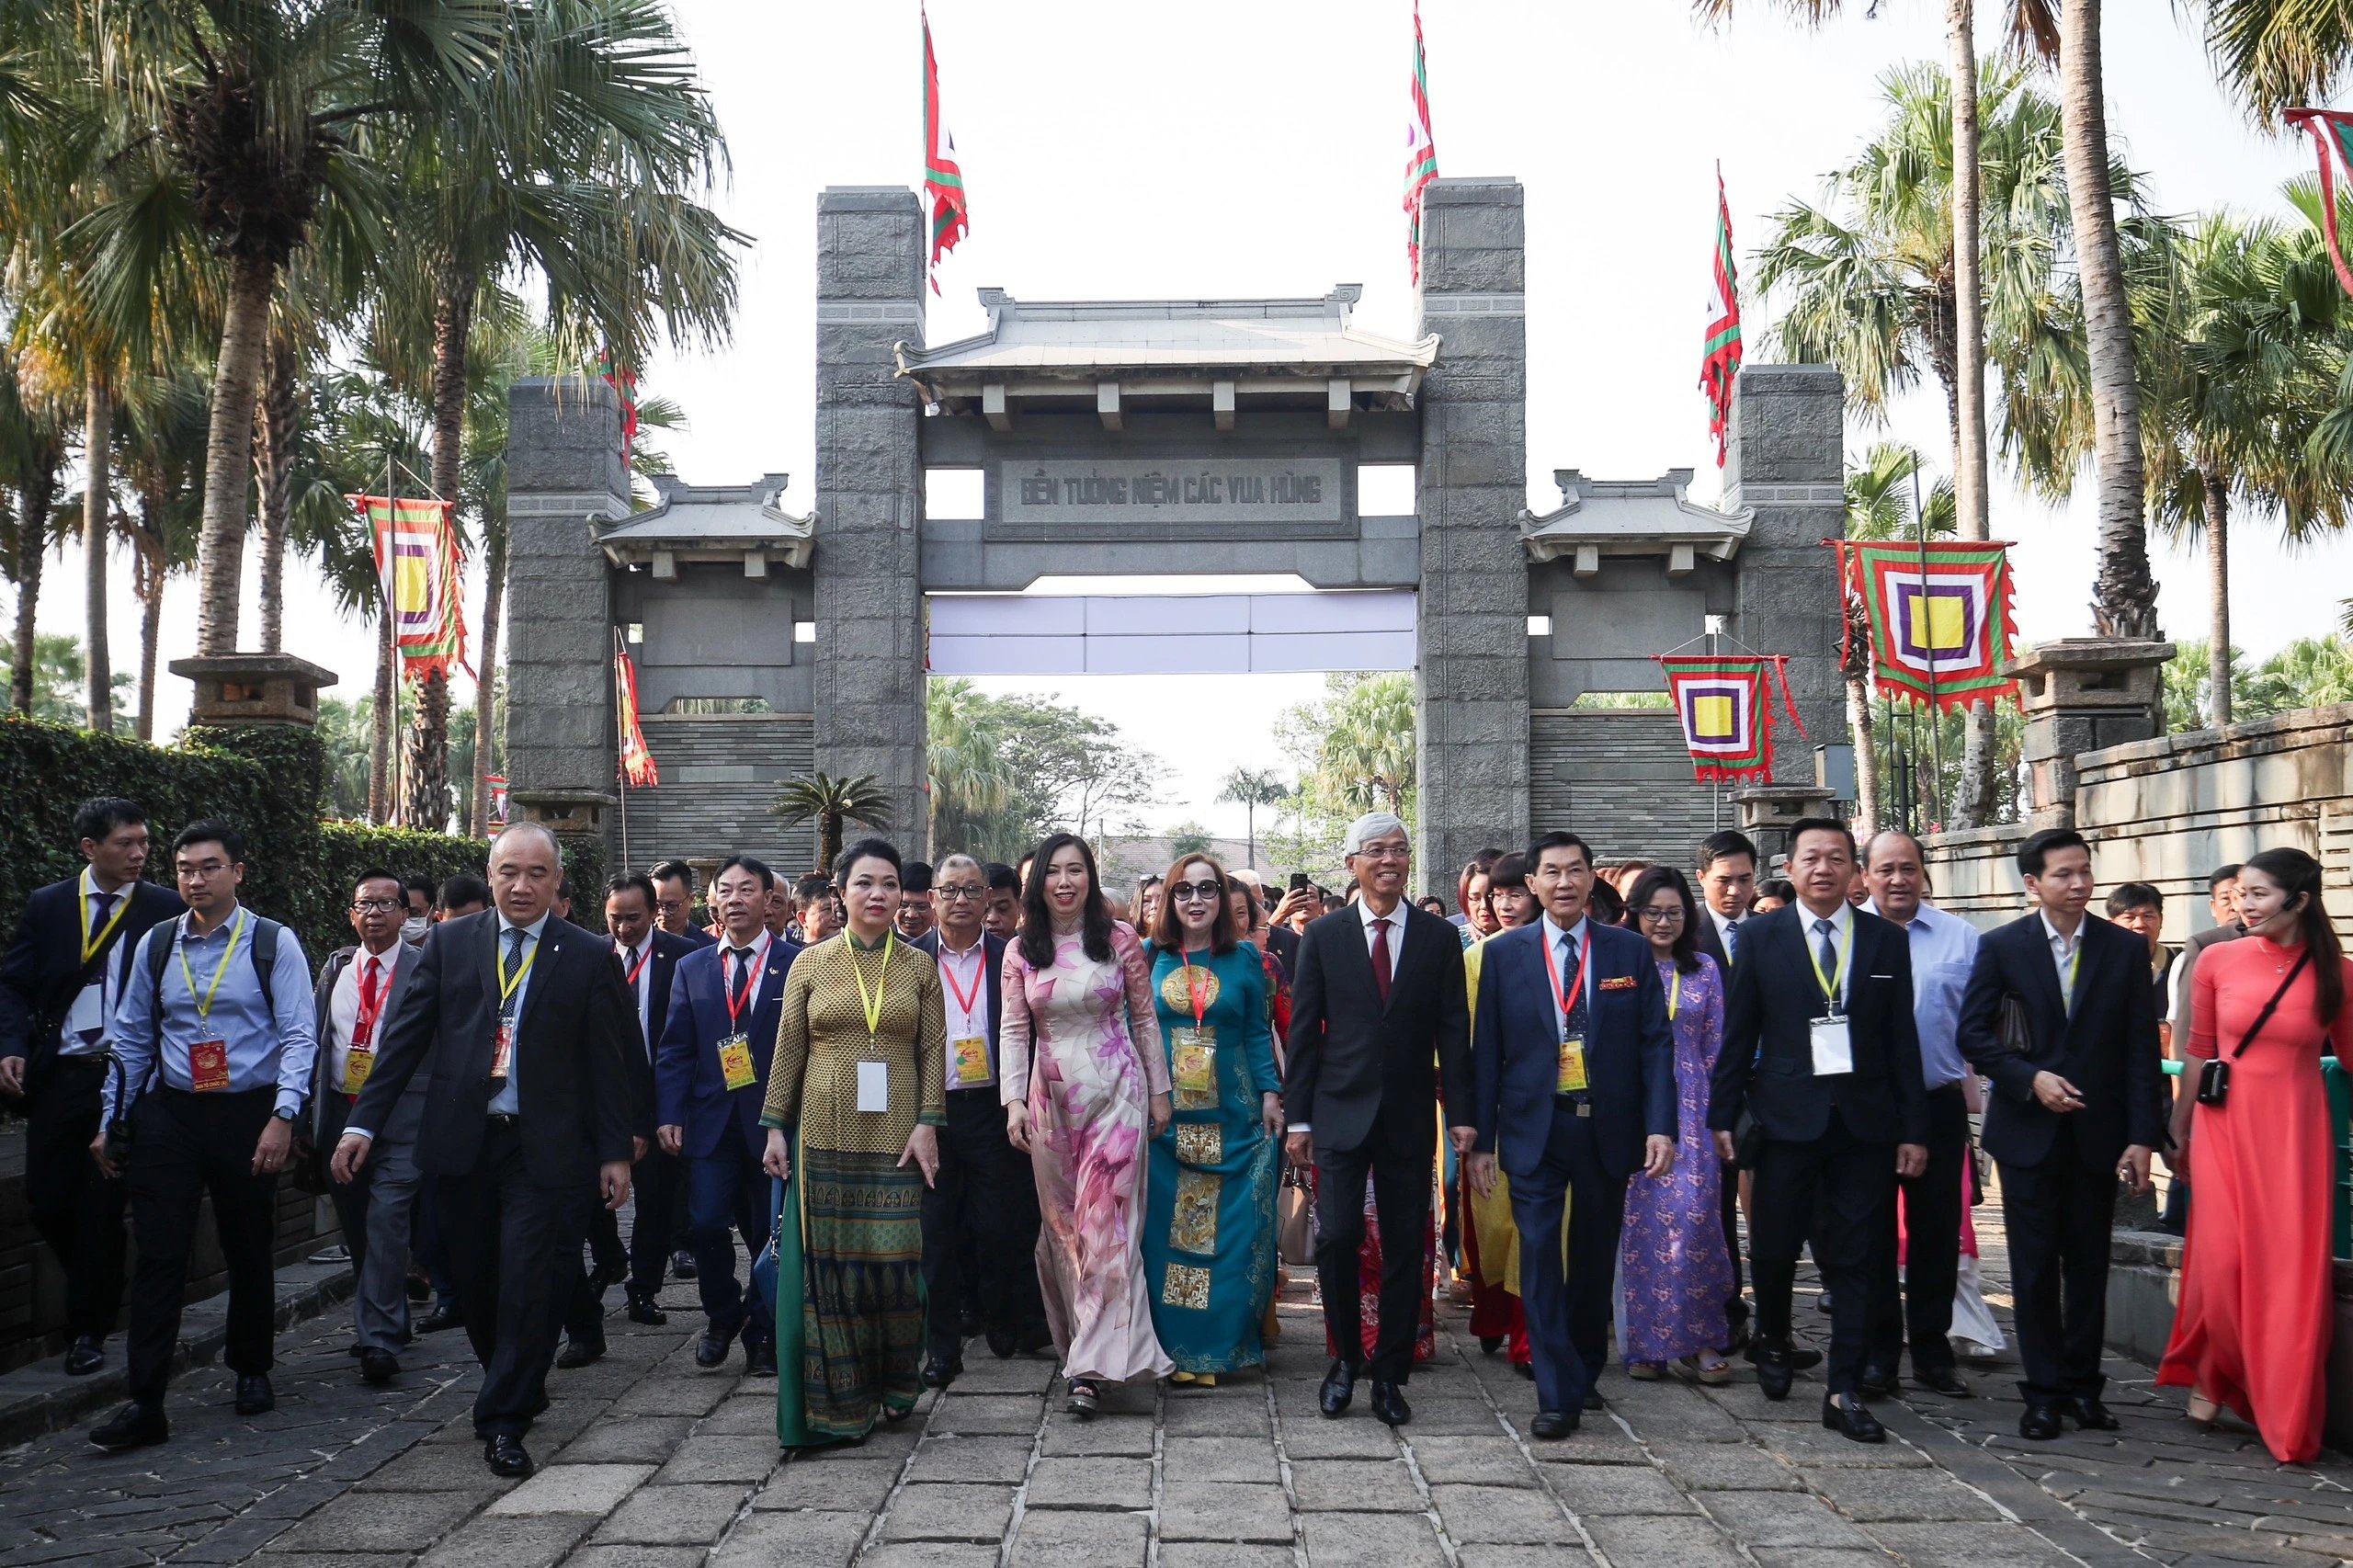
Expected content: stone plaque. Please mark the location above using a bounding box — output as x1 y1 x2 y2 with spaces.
1001 458 1345 525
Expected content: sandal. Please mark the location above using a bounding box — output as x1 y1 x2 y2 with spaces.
1066 1379 1099 1417
2186 1391 2220 1429
1679 1354 1733 1386
1628 1362 1665 1381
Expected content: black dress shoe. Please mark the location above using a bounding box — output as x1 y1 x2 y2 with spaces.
359 1348 399 1386
233 1374 275 1415
1743 1340 1822 1371
922 1352 962 1389
63 1336 104 1377
555 1334 604 1370
1370 1380 1412 1426
416 1306 461 1335
1857 1364 1898 1400
2018 1403 2063 1440
1822 1393 1885 1444
1529 1409 1579 1439
984 1326 1017 1358
959 1309 982 1339
745 1340 777 1377
1017 1325 1056 1356
1319 1359 1357 1418
89 1401 167 1452
625 1291 667 1326
1752 1342 1794 1402
2067 1396 2120 1431
1722 1320 1752 1355
1581 1389 1605 1413
1479 1335 1503 1355
406 1271 432 1302
670 1248 699 1280
1513 1361 1534 1381
695 1327 734 1369
484 1434 534 1477
1915 1366 1972 1397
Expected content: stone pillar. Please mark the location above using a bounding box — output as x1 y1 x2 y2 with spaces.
1415 178 1530 891
1732 782 1838 867
170 653 336 729
505 377 630 838
813 187 928 859
2010 638 2174 830
1722 365 1847 790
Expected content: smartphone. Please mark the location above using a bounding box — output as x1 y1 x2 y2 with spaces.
1288 872 1311 893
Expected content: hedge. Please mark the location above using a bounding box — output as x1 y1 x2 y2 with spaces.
0 713 608 968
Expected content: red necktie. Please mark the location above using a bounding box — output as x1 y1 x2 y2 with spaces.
359 955 381 1015
1370 916 1392 1006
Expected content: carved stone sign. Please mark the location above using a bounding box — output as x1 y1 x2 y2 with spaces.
1001 458 1345 525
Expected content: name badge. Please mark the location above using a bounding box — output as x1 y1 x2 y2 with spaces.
1556 1034 1589 1096
342 1046 374 1095
1810 1015 1854 1076
190 1039 232 1093
857 1060 889 1113
1171 1027 1218 1110
951 1036 991 1086
717 1033 756 1092
490 1021 514 1082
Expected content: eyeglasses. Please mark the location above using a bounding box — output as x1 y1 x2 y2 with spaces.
176 860 231 880
655 898 689 915
1170 881 1222 902
937 886 985 902
351 897 403 914
1353 843 1411 860
1637 906 1687 924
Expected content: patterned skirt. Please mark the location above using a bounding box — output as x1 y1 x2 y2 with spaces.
774 1142 926 1445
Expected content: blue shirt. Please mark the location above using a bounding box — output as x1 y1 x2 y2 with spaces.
104 904 318 1121
486 912 550 1117
1866 899 1979 1090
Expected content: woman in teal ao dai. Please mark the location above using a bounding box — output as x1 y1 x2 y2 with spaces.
1143 854 1282 1381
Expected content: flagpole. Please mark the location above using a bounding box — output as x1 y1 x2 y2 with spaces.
613 629 631 872
1910 449 1946 830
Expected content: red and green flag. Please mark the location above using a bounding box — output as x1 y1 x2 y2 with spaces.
1836 539 2020 710
2287 108 2353 298
1404 1 1439 287
1654 654 1805 784
356 494 469 681
616 642 659 789
923 6 970 297
1699 165 1744 467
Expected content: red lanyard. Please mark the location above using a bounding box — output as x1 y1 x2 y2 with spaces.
1179 949 1210 1028
723 937 767 1028
353 955 389 1040
620 942 651 989
1538 922 1590 1033
939 939 987 1022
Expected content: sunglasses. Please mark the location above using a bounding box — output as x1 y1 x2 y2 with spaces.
1170 881 1223 902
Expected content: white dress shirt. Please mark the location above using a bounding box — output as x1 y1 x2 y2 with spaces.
60 869 133 1058
937 935 992 1086
2040 910 2085 1013
1798 901 1856 1010
1706 905 1745 966
327 942 400 1096
1538 912 1596 1040
615 936 654 1055
486 912 549 1117
1357 898 1406 981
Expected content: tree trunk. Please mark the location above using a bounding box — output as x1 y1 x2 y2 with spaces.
1945 6 2003 826
1847 673 1881 834
369 608 394 824
132 488 165 741
194 253 278 655
10 464 51 715
821 812 842 877
467 528 506 836
2061 0 2158 640
83 375 112 732
405 270 475 832
2204 474 2231 728
253 334 299 654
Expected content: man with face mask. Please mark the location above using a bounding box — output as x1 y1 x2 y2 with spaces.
401 876 436 947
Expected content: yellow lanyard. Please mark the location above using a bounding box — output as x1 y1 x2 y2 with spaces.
2060 941 2081 1014
1663 962 1680 1022
1806 915 1854 1013
177 909 249 1024
497 928 539 1002
80 877 130 966
846 933 894 1043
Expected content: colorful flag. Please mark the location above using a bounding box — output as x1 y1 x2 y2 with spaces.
1699 165 1744 467
2287 109 2353 298
1836 540 2020 710
484 773 509 838
596 347 640 471
356 494 469 680
1654 655 1806 784
1404 1 1440 287
923 6 970 297
616 644 659 789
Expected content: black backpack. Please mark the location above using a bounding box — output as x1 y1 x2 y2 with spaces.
143 913 281 1025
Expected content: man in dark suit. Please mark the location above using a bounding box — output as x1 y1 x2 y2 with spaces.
0 798 183 1377
333 822 638 1478
555 873 693 1367
1283 811 1472 1427
1468 832 1675 1437
1691 828 1759 1352
311 869 427 1384
1958 828 2162 1440
1710 818 1927 1444
656 856 798 1375
651 859 719 950
911 853 1048 1386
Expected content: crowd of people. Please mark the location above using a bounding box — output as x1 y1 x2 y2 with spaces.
0 797 2344 1482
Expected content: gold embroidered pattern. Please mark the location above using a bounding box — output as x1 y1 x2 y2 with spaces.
1174 1122 1222 1166
1169 1168 1220 1255
1160 963 1221 1016
1162 1262 1211 1310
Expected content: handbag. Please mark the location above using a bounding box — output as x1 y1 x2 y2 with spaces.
751 1174 784 1307
2197 948 2310 1108
1731 1108 1766 1170
1278 1165 1313 1267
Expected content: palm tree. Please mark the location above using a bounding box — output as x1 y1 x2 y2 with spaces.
0 353 64 715
2200 1 2353 128
2143 202 2353 728
1843 443 1958 831
1217 766 1287 874
772 772 894 877
1313 675 1417 821
113 363 207 738
927 676 1025 859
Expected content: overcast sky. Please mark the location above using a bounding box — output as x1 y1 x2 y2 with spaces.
40 1 2338 840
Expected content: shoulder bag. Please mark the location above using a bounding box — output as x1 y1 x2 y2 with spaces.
2196 948 2311 1108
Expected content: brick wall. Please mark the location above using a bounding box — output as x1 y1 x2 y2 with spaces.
1530 710 1723 865
622 714 820 876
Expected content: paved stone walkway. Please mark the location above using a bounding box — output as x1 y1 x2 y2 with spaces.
3 1256 2350 1567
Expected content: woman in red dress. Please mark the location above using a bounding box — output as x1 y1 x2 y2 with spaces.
2157 847 2352 1464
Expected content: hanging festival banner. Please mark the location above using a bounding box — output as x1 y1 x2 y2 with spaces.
1836 539 2020 710
1404 0 1440 287
1654 654 1806 784
356 494 469 680
1699 165 1744 467
616 643 660 789
923 5 970 296
2286 108 2353 298
596 347 640 472
483 773 509 838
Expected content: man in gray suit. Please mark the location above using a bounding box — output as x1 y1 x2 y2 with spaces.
313 869 427 1385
